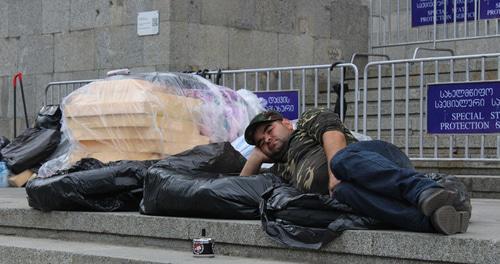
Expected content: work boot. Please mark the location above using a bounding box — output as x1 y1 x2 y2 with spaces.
418 188 458 216
431 206 471 235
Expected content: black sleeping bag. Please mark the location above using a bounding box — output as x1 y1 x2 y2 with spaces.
140 142 282 219
26 158 157 212
260 173 472 249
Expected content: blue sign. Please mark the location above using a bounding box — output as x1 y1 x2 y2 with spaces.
412 0 476 27
480 0 500 19
427 81 500 134
254 90 300 120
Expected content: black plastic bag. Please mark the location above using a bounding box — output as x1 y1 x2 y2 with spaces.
1 128 61 174
35 105 62 130
0 136 9 150
141 142 282 219
26 159 157 212
0 136 10 160
260 184 381 249
155 141 247 175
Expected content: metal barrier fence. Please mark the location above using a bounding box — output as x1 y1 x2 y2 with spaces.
370 0 500 48
206 63 360 128
43 54 500 161
44 80 98 106
363 52 500 160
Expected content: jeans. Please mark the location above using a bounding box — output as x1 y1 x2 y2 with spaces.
331 140 441 232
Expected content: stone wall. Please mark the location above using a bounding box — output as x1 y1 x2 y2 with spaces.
0 0 368 138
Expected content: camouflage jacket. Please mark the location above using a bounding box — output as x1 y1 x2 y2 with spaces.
271 108 357 194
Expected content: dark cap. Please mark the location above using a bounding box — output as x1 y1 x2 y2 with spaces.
244 110 283 145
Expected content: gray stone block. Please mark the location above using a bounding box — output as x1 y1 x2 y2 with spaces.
53 71 99 82
168 0 201 23
152 0 171 22
154 64 171 72
228 28 278 69
255 0 296 34
201 0 257 30
42 0 70 34
0 1 7 37
0 76 9 117
338 39 369 64
331 0 369 41
7 0 42 37
96 25 143 69
168 22 229 71
0 38 19 76
295 0 332 38
313 38 343 64
55 30 96 72
101 0 169 27
277 33 314 66
455 38 500 57
117 0 166 26
18 35 54 74
143 21 170 66
70 0 104 31
33 73 54 112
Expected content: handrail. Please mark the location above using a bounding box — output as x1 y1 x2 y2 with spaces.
44 79 98 105
412 47 455 59
206 63 354 75
350 53 390 64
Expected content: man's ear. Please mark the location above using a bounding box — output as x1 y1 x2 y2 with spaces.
281 119 293 130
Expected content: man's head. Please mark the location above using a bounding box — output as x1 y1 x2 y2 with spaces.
244 111 294 161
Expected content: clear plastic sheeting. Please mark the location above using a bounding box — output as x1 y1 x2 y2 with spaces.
41 72 264 175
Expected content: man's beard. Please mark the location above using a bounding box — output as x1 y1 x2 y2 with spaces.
268 137 290 162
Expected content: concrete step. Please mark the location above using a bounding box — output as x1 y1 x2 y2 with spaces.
0 189 498 264
0 235 291 264
456 175 500 199
413 160 500 177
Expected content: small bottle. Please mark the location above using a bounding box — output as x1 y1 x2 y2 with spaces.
192 228 214 257
0 162 10 187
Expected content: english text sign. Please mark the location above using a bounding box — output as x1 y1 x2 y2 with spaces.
427 81 500 134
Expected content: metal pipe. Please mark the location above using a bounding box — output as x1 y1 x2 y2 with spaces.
232 73 236 90
465 58 470 158
391 63 395 144
377 64 382 139
412 47 455 59
434 60 439 159
340 67 344 122
433 0 437 47
350 53 390 64
278 71 282 91
266 71 270 91
314 69 318 107
405 62 410 155
481 56 486 158
419 61 424 158
255 72 259 91
302 69 306 113
327 69 331 109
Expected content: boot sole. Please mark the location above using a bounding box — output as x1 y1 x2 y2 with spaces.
431 206 471 235
420 189 458 216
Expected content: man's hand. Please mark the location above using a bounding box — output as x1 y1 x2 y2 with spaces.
328 170 341 196
240 148 271 176
322 131 347 195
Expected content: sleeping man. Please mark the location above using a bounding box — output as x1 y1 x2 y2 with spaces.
240 108 470 235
